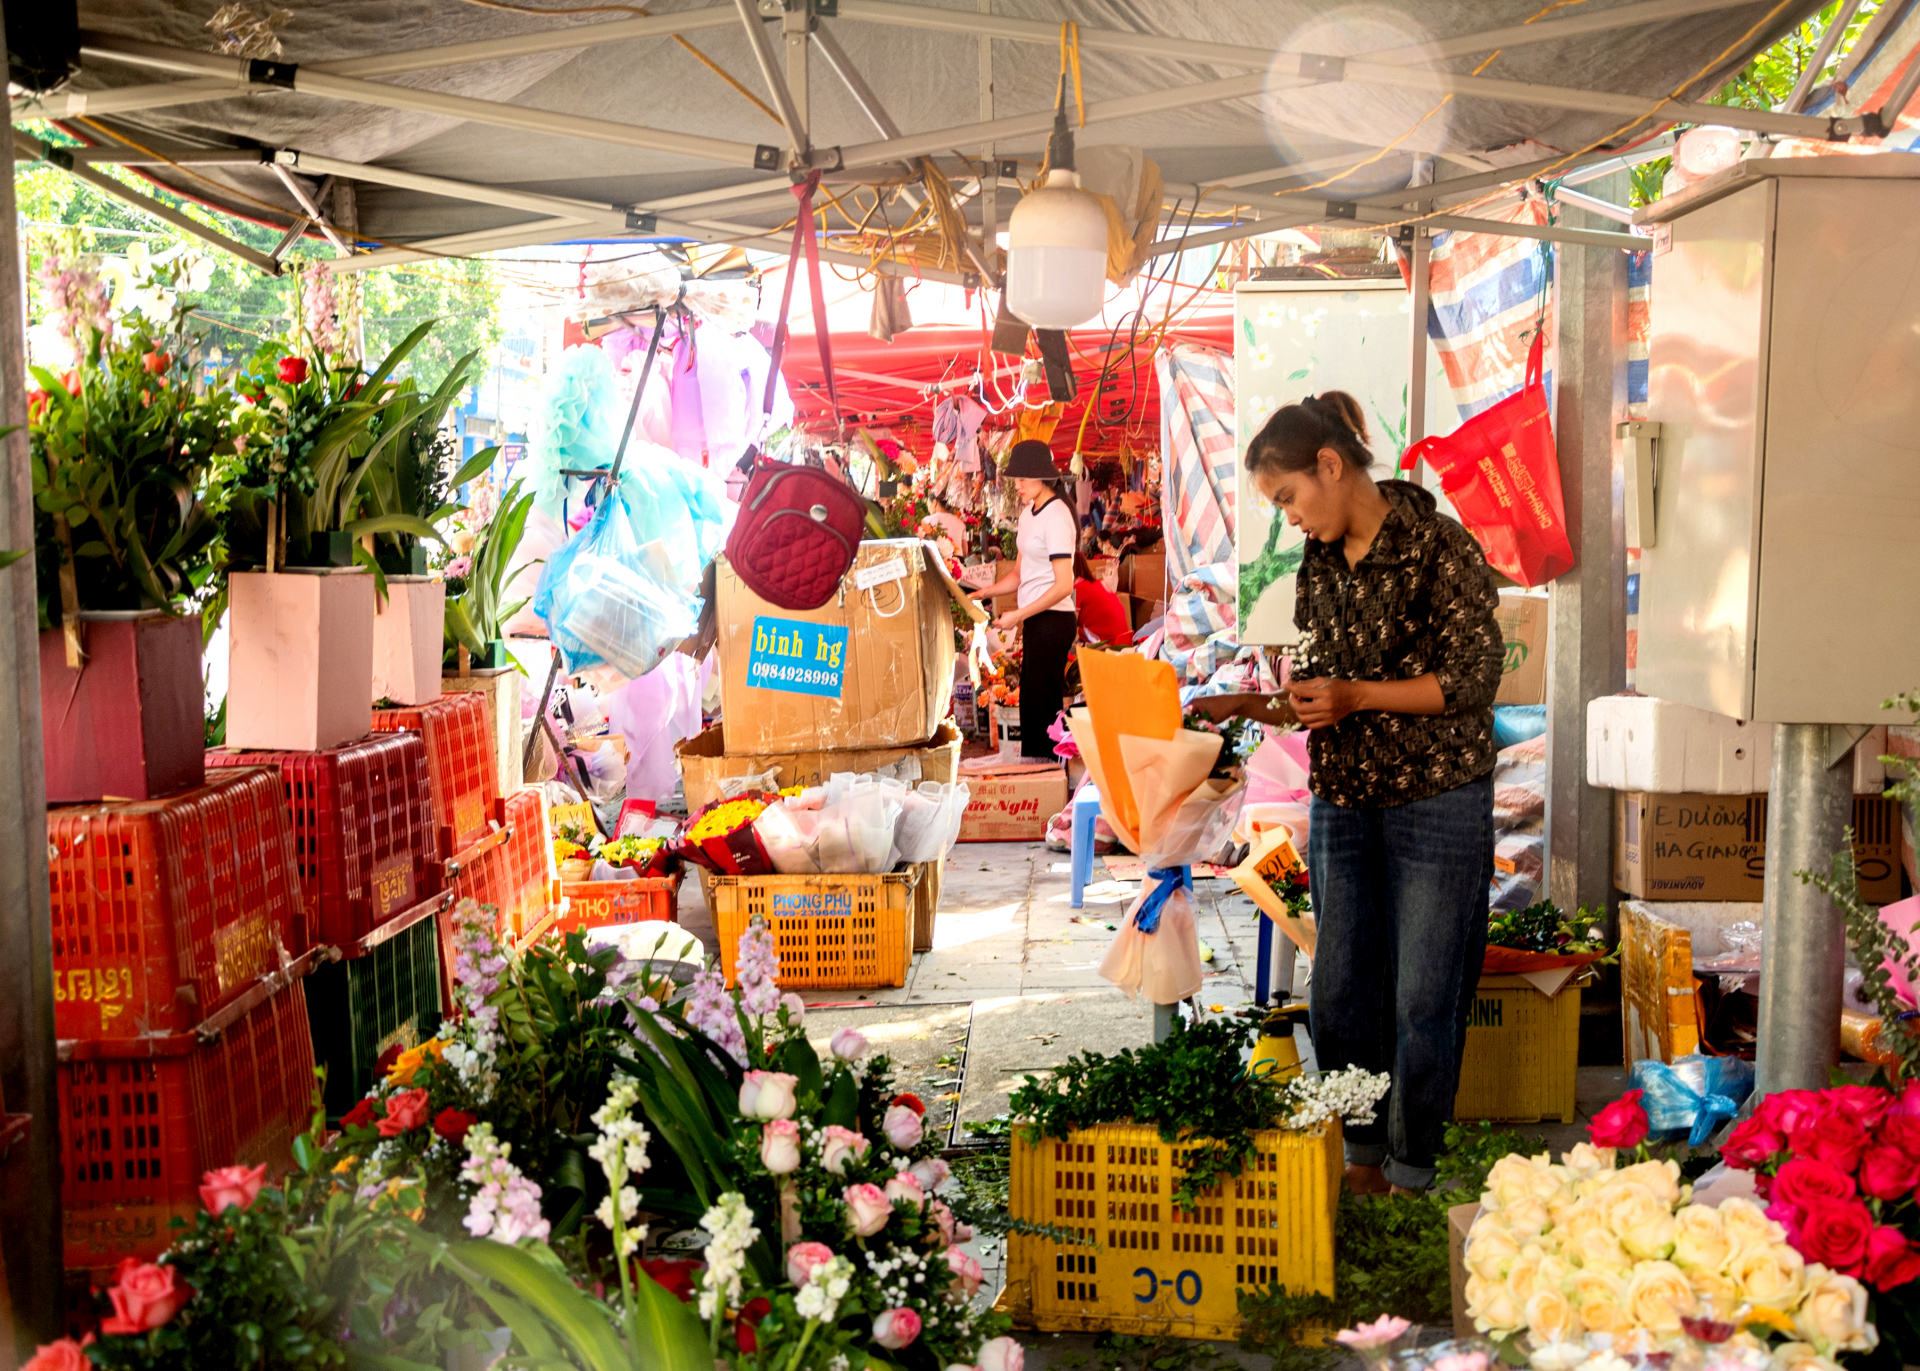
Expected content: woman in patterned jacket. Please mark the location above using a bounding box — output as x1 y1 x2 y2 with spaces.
1245 392 1505 1197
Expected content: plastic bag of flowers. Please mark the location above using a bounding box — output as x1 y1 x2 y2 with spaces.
675 792 778 874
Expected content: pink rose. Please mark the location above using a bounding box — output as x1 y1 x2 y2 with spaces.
1867 1225 1920 1290
1774 1157 1857 1210
885 1172 926 1208
821 1125 869 1175
873 1307 922 1350
1767 1198 1804 1244
883 1103 924 1150
1860 1144 1920 1202
739 1071 799 1121
946 1245 984 1297
22 1338 93 1371
786 1240 836 1288
760 1119 802 1175
978 1336 1025 1371
929 1197 957 1245
1791 1114 1869 1173
198 1162 268 1214
377 1088 430 1137
100 1259 190 1333
830 1027 869 1060
1758 1089 1833 1137
1798 1198 1875 1274
955 1220 976 1242
1893 1080 1920 1119
1884 1115 1920 1159
1588 1090 1648 1149
912 1157 953 1191
844 1183 892 1237
1722 1114 1786 1169
1826 1085 1895 1130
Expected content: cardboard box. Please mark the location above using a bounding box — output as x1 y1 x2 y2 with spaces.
1086 556 1119 592
715 540 985 755
1493 591 1547 706
1449 1203 1480 1338
1121 551 1166 601
957 767 1068 843
1130 598 1163 632
1614 792 1903 904
676 721 961 812
1619 900 1761 1066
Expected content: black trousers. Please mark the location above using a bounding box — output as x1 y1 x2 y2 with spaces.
1019 610 1077 760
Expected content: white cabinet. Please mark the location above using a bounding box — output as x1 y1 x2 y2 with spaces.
1635 159 1920 724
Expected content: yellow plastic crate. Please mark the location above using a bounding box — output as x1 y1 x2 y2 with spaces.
1453 974 1582 1123
1000 1121 1341 1341
710 871 915 989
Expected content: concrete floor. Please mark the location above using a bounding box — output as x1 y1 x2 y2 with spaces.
674 843 1633 1363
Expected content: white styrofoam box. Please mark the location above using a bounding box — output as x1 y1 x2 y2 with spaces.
1586 694 1771 794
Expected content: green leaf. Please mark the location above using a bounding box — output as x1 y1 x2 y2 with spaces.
0 549 28 569
625 1264 712 1371
447 1240 634 1371
450 444 501 490
345 512 444 543
774 1033 826 1107
823 1070 859 1129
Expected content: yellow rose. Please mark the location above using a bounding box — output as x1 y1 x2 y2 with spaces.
1467 1272 1523 1334
1600 1185 1677 1260
1568 1268 1630 1335
1467 1219 1523 1282
1560 1142 1615 1180
1719 1197 1787 1250
1623 1260 1696 1332
1525 1287 1581 1343
1794 1267 1878 1355
1557 1198 1607 1245
1487 1154 1554 1210
1770 1341 1845 1371
1672 1203 1737 1273
1607 1159 1684 1206
1687 1269 1742 1322
1505 1244 1549 1304
1504 1193 1552 1237
1731 1241 1808 1310
1564 1224 1633 1274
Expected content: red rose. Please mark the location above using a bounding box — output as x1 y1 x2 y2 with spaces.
373 1043 405 1078
1798 1198 1875 1273
1721 1115 1785 1169
377 1088 430 1137
27 390 48 420
276 356 309 384
433 1108 477 1143
1860 1143 1920 1202
1773 1157 1857 1209
1589 1089 1649 1149
21 1336 93 1371
735 1296 771 1352
1759 1089 1833 1137
1883 1115 1920 1159
341 1096 378 1131
640 1257 701 1303
1791 1113 1869 1173
1894 1081 1920 1119
1867 1224 1920 1290
59 369 78 395
141 351 170 375
99 1259 189 1334
198 1163 267 1214
1826 1085 1895 1130
1767 1198 1802 1243
891 1093 927 1117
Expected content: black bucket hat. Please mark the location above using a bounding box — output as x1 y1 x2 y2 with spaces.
1004 439 1062 480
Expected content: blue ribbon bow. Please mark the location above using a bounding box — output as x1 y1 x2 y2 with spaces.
1135 866 1192 934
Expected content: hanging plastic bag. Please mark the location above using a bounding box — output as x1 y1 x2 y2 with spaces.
1398 332 1574 587
534 487 701 677
1630 1054 1756 1147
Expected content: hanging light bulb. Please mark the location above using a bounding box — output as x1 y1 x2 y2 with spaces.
1004 78 1108 330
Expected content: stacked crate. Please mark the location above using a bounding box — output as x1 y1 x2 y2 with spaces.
373 693 503 875
48 771 318 1283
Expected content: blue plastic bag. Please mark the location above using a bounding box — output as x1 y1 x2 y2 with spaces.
1630 1054 1755 1146
533 487 701 679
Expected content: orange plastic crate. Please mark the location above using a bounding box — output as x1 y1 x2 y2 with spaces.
59 963 317 1271
48 768 306 1039
496 789 554 937
207 732 432 947
554 875 679 935
373 694 500 866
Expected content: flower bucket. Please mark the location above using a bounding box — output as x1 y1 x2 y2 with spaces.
371 575 445 706
227 568 375 752
39 610 206 803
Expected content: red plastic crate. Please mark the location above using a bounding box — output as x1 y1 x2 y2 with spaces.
496 789 554 938
59 962 317 1271
372 694 500 866
48 768 306 1039
554 875 679 934
208 732 433 948
435 830 513 1007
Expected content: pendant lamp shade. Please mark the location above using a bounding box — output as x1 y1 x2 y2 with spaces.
1005 167 1108 329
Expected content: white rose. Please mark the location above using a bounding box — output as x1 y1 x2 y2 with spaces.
1623 1260 1696 1333
820 1125 870 1175
1504 1194 1552 1237
1564 1224 1633 1275
1719 1197 1788 1250
1730 1241 1808 1310
1794 1267 1878 1354
1607 1159 1683 1206
977 1337 1024 1371
759 1119 801 1175
1671 1204 1737 1274
830 1027 870 1060
1561 1142 1616 1180
1467 1219 1522 1282
1466 1273 1523 1334
911 1157 952 1191
882 1103 924 1150
738 1071 799 1120
1568 1267 1630 1336
1486 1154 1553 1210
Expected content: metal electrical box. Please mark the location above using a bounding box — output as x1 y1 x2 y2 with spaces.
1634 159 1920 725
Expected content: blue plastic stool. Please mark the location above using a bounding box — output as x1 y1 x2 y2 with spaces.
1069 779 1101 909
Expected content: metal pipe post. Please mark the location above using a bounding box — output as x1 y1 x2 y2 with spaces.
0 2 63 1342
1406 227 1431 449
1755 724 1855 1095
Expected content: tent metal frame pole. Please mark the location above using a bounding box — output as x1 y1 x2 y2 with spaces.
270 162 350 254
16 131 284 273
1550 185 1637 225
1406 226 1432 449
1783 0 1864 112
731 0 808 156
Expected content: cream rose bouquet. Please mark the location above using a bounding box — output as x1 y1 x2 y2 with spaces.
1465 1096 1878 1371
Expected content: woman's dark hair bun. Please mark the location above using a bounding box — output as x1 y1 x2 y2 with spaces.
1243 389 1375 478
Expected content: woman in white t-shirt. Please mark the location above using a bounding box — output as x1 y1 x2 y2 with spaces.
978 440 1079 759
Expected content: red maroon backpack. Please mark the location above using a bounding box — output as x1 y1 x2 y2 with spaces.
722 170 868 610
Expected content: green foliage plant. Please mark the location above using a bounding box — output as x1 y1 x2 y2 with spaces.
443 477 533 664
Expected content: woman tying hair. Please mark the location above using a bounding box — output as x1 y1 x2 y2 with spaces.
977 440 1078 760
1245 392 1504 1196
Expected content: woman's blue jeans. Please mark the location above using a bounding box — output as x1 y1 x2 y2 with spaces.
1307 775 1493 1190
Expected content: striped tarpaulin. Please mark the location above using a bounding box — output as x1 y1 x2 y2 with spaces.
1423 199 1553 417
1153 343 1244 681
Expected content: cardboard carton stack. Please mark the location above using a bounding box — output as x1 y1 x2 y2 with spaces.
1586 694 1908 1066
698 540 986 950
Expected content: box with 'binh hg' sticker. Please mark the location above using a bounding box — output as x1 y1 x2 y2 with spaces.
715 540 986 756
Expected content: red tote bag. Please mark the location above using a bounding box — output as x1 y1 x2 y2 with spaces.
1399 332 1575 587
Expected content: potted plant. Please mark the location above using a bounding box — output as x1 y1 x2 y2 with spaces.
442 477 532 673
27 243 233 801
220 322 443 750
